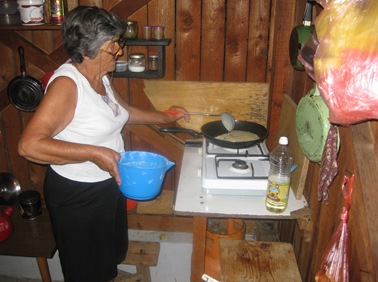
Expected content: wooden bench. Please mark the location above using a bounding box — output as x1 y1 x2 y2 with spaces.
219 239 301 282
117 240 160 282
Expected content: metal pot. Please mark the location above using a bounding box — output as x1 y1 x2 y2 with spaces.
289 1 315 71
160 120 268 149
0 173 21 205
7 46 44 112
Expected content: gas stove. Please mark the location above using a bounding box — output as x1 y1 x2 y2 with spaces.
199 139 270 196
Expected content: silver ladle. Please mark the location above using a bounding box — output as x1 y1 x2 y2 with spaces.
221 112 236 132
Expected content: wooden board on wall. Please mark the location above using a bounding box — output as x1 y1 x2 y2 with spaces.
144 80 269 132
276 94 309 200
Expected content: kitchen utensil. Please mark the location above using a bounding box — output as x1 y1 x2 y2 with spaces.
221 112 235 131
0 172 21 205
296 86 340 163
117 151 174 200
0 206 14 242
18 190 42 220
7 46 44 112
289 1 315 70
164 110 222 116
160 120 268 149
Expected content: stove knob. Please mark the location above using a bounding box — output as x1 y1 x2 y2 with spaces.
197 169 201 178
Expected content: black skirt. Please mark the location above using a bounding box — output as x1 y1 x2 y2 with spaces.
44 166 128 282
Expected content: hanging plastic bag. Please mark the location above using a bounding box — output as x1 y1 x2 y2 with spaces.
312 0 378 126
315 173 354 282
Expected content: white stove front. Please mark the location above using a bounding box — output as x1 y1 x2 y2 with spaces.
201 140 270 196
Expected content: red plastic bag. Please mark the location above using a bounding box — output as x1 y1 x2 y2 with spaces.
315 174 354 282
313 0 378 126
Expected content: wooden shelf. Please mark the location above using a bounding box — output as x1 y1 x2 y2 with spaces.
114 38 171 79
0 24 61 31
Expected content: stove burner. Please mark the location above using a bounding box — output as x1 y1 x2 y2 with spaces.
232 160 249 170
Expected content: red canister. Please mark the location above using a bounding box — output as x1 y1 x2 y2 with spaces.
0 206 14 242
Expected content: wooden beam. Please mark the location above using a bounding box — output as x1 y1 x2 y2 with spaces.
109 0 151 19
351 122 378 278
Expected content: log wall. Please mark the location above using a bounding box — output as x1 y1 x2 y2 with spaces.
0 0 377 281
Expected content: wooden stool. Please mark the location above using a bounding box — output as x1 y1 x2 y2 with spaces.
219 239 301 282
117 240 160 282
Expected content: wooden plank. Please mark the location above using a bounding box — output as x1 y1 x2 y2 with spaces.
276 94 309 199
224 0 249 81
219 240 301 282
266 0 296 149
175 0 201 81
144 80 269 132
351 122 378 279
123 240 160 266
247 0 271 82
200 0 225 81
191 216 207 282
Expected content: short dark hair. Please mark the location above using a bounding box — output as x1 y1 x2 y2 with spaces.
62 6 126 63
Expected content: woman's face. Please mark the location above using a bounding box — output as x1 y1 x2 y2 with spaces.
99 36 126 71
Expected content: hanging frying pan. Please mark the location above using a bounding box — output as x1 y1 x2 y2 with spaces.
7 46 44 112
160 120 268 149
296 86 340 163
289 1 315 71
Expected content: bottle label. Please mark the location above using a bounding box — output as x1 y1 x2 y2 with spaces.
50 0 65 24
266 179 290 203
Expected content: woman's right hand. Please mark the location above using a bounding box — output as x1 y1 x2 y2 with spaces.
91 147 121 185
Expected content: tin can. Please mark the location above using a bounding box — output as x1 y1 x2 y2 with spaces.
50 0 65 25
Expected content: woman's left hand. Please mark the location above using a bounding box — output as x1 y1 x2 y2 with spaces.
163 106 191 123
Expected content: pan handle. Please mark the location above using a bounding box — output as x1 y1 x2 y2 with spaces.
18 46 26 78
160 127 202 138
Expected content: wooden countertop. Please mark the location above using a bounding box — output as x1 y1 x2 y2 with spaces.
0 205 56 258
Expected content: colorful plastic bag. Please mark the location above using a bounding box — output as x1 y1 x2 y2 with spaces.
313 0 378 126
315 174 354 282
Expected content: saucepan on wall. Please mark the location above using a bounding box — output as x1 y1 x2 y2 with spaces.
289 1 315 71
7 46 44 112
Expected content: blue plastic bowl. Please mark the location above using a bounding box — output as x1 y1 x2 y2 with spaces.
117 151 174 200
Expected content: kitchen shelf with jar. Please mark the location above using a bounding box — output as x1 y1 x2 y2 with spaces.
113 38 171 79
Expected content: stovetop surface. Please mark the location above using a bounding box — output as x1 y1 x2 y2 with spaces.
201 140 270 196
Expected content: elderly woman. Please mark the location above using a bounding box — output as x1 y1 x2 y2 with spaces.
18 6 190 282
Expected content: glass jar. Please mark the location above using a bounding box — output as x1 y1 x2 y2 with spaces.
124 20 138 39
128 53 145 72
148 55 158 70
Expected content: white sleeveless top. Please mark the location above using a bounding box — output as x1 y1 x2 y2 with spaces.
48 63 129 182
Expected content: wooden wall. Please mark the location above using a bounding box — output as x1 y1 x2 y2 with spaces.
0 0 377 281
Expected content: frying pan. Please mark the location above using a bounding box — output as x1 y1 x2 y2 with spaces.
160 120 268 149
7 46 44 112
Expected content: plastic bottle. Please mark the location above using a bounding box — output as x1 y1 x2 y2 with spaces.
265 136 294 213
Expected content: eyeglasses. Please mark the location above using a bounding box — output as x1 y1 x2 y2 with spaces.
101 36 126 59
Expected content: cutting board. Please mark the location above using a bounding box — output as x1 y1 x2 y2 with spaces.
144 80 269 132
277 94 309 199
219 239 301 282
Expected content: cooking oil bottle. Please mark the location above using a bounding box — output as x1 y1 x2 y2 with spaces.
265 136 294 213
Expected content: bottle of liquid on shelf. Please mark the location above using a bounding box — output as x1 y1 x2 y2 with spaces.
265 136 294 213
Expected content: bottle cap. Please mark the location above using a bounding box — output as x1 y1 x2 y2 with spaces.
279 136 288 145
